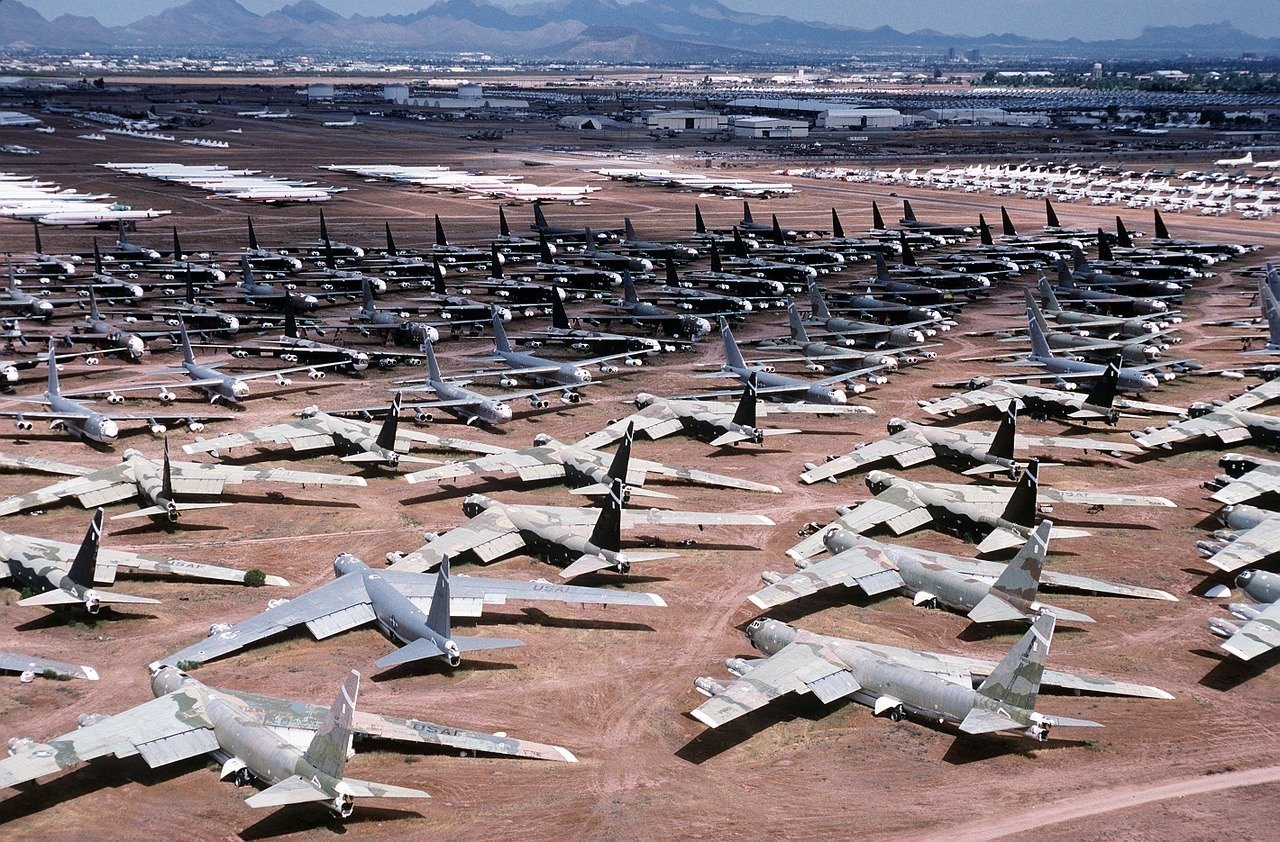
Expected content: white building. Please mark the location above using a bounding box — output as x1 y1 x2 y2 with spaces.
730 116 809 139
0 111 42 127
646 111 727 132
384 83 410 103
817 108 905 130
306 83 335 101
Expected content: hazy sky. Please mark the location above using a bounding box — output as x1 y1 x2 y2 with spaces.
31 0 1280 40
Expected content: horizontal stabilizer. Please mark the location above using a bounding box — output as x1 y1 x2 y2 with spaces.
709 431 751 447
339 778 432 800
966 594 1032 624
560 554 616 578
958 707 1020 735
453 636 524 653
373 637 445 669
17 589 85 607
243 775 329 808
89 591 162 605
572 482 675 499
111 502 232 521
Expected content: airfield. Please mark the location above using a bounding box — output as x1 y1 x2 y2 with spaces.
0 102 1279 839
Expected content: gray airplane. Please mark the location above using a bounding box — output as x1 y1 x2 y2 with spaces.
165 552 663 670
788 459 1173 557
72 287 145 360
1208 568 1280 661
389 477 773 579
704 317 875 407
1015 289 1164 365
800 402 1138 484
0 650 97 681
182 394 503 467
1132 378 1280 450
578 373 800 450
691 614 1170 740
0 665 575 818
805 281 938 350
754 519 1173 619
1010 309 1162 393
404 420 781 495
0 340 218 443
475 308 638 392
2 508 158 614
2 261 55 318
0 437 365 521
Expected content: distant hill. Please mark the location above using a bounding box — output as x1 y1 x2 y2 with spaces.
3 0 1278 60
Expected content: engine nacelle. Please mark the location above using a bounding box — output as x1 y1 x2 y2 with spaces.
415 410 433 423
231 349 249 358
209 622 232 635
624 356 643 367
8 736 39 755
328 795 355 819
600 363 618 374
562 391 581 404
85 356 100 365
308 369 325 380
276 375 293 386
725 658 752 677
187 421 204 432
106 393 125 405
13 417 32 431
281 353 299 363
694 677 726 698
499 377 518 388
530 398 550 409
158 390 176 404
149 423 167 437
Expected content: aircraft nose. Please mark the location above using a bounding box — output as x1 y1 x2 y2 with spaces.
232 381 250 398
127 336 145 357
496 403 513 421
100 418 119 441
574 368 591 383
828 388 847 405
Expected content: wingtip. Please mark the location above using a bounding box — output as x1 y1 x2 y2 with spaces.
81 666 100 681
689 707 717 727
263 575 291 587
555 746 579 763
647 593 668 608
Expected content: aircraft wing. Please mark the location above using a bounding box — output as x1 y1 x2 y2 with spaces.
755 403 876 416
389 508 523 571
0 688 216 788
1036 487 1175 507
1133 411 1251 449
1013 434 1141 455
1210 468 1280 505
0 651 97 680
0 463 136 516
404 447 565 485
627 454 782 493
168 461 366 492
799 432 933 484
0 451 95 477
748 548 905 610
181 417 335 455
936 555 1176 601
918 383 1020 416
386 427 512 456
1220 601 1280 660
501 503 774 529
575 405 677 450
349 712 576 762
1224 377 1280 412
785 486 927 560
379 568 665 615
1205 515 1280 572
690 641 855 728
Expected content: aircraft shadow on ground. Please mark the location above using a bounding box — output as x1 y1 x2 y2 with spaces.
675 699 826 764
239 804 423 840
941 732 1089 765
458 606 656 634
370 656 519 683
1196 645 1280 690
14 607 159 632
4 755 203 823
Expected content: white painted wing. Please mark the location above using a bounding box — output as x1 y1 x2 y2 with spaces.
1221 601 1280 660
0 464 134 516
690 641 852 728
799 431 930 484
1208 515 1280 572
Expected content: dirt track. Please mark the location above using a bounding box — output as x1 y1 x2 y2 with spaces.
0 103 1278 839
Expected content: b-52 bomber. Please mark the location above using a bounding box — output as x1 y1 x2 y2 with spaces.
405 420 781 494
1208 568 1280 661
800 402 1138 484
1132 378 1280 450
788 459 1173 557
577 373 800 450
472 309 647 392
690 615 1170 740
182 392 487 467
164 553 663 671
0 665 575 819
524 292 665 355
389 477 773 579
919 362 1184 426
752 520 1174 618
0 437 365 521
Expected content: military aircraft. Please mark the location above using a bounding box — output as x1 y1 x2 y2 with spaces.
182 392 485 468
0 665 574 818
1149 207 1256 258
2 505 287 611
1010 290 1165 365
0 437 365 521
150 228 226 283
898 199 974 238
590 272 713 342
1198 503 1280 573
164 553 663 670
1208 568 1280 661
396 340 583 425
404 420 781 495
231 256 319 311
749 306 926 381
119 267 240 336
239 216 304 272
804 283 938 350
1034 274 1174 337
0 340 220 443
530 291 665 356
620 218 698 261
787 459 1173 557
83 239 145 300
1005 311 1163 393
800 402 1138 483
1 261 56 318
66 287 145 360
0 650 97 681
919 363 1184 426
3 508 158 613
1131 378 1280 450
690 614 1170 739
472 309 645 392
389 477 773 579
697 318 877 407
753 520 1174 615
577 374 800 450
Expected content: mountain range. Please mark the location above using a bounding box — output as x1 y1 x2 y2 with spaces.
3 0 1278 61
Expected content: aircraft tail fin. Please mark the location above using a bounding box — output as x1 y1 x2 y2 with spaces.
491 308 512 352
282 292 299 339
1262 283 1280 348
1000 206 1017 237
376 392 402 452
732 227 748 259
184 266 194 305
1000 458 1040 528
720 317 746 369
45 338 59 396
974 612 1055 712
622 270 639 304
246 216 258 250
1153 207 1170 240
538 232 553 263
732 372 758 428
434 214 448 247
741 200 753 224
1115 216 1133 248
787 303 810 343
1045 197 1061 229
808 279 831 320
92 238 103 275
831 208 845 239
384 222 397 256
431 257 447 295
88 286 100 322
1024 287 1050 333
587 477 626 553
989 401 1018 460
1026 308 1052 359
301 670 359 780
1055 257 1076 289
665 257 678 286
898 232 916 266
318 209 329 242
694 204 706 234
171 227 182 261
550 288 570 330
605 422 635 485
32 220 42 255
426 555 452 639
177 317 195 365
771 214 785 246
902 199 917 222
161 437 174 500
871 200 885 231
116 219 127 247
67 508 106 588
709 242 723 273
481 245 500 283
1083 362 1119 409
1036 272 1062 312
532 203 549 231
360 277 374 314
498 206 510 237
874 253 890 283
624 217 637 242
1071 244 1089 273
1097 229 1113 260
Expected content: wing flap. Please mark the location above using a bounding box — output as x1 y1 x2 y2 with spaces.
135 727 221 769
305 603 377 640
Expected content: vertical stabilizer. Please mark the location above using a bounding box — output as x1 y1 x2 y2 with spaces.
1000 458 1040 527
302 670 359 780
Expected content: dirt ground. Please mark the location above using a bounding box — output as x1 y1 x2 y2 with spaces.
0 101 1278 840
